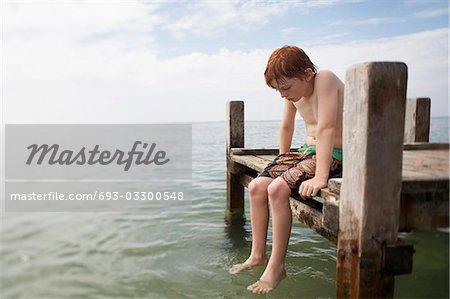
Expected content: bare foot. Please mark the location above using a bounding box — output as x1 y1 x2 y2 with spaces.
247 267 286 294
229 256 268 274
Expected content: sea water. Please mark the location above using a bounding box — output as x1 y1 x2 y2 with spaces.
1 117 448 298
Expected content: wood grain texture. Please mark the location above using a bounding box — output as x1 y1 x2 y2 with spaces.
226 101 245 215
404 98 431 143
337 62 407 298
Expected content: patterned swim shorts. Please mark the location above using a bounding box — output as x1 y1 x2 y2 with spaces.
258 146 342 190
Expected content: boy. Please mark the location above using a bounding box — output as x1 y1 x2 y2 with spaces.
229 45 344 294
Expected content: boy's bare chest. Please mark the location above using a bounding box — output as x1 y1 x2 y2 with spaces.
294 98 317 125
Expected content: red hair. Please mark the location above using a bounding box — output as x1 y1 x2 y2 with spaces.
264 45 317 88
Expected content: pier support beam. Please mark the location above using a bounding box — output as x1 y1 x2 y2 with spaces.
226 101 245 219
404 97 431 143
337 62 408 298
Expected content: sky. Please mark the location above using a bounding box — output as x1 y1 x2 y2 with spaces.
2 0 449 123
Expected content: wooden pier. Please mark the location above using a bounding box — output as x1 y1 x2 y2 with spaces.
226 62 449 298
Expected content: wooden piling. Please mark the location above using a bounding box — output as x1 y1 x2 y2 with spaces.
404 97 431 143
226 101 245 219
337 62 408 298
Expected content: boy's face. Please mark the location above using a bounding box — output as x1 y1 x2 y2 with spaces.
272 69 314 102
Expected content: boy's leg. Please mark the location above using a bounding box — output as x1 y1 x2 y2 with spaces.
246 153 341 293
247 177 292 294
229 176 273 274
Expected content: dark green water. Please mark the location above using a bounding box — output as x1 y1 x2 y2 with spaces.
1 118 448 298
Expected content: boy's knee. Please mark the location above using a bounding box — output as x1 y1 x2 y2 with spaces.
267 178 290 200
249 179 265 196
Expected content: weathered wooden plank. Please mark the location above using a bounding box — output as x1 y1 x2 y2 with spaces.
403 142 449 150
337 62 407 298
291 148 450 195
231 156 449 194
254 155 277 162
226 101 245 216
319 188 340 203
328 178 342 195
402 180 449 194
230 148 279 155
404 98 431 143
289 198 338 243
227 159 248 175
229 140 447 206
402 149 449 184
311 188 448 236
399 192 449 231
230 154 270 173
403 149 449 175
321 188 340 243
230 148 296 155
402 158 447 173
330 175 449 195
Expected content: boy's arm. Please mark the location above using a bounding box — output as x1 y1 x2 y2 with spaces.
279 99 296 154
299 71 339 197
314 71 339 180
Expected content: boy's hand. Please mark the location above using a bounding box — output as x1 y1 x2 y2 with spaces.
299 177 328 198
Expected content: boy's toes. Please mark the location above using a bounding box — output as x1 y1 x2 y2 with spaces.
247 280 274 294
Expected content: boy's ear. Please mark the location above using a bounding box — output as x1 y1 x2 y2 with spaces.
305 68 314 81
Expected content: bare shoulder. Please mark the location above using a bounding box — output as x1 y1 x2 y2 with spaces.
313 70 343 99
315 70 343 87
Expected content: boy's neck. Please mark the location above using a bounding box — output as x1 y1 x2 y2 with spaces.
303 74 315 98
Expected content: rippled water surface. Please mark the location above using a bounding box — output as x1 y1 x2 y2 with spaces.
1 118 448 298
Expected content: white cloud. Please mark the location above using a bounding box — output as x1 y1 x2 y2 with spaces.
330 17 403 27
305 32 349 46
162 0 355 38
413 7 448 18
281 26 303 37
356 17 403 26
308 28 448 116
3 1 163 42
162 1 284 37
2 2 448 124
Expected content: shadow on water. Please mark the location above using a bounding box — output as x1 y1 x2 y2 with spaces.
223 216 250 251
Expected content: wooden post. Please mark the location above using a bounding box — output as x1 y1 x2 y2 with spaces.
337 62 407 298
226 101 245 219
404 97 431 143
